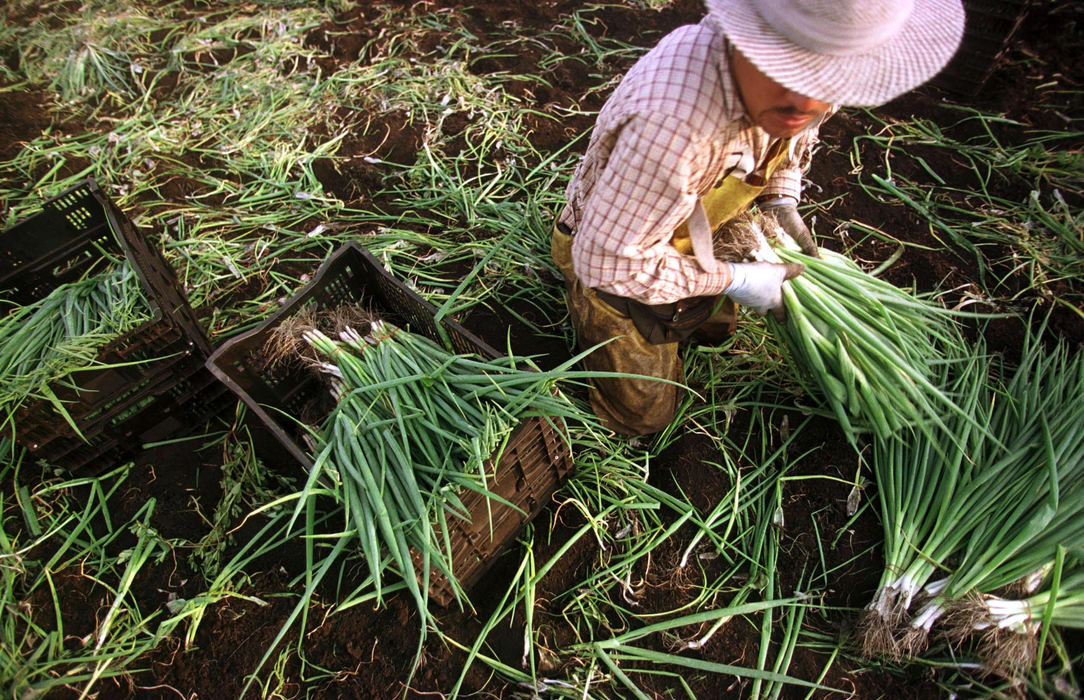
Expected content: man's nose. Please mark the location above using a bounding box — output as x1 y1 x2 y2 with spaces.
784 90 825 113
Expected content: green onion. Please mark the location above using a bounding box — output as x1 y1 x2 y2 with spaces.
754 220 979 446
0 262 151 423
299 319 574 607
859 325 1084 679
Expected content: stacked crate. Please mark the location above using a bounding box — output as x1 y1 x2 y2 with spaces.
1 179 230 472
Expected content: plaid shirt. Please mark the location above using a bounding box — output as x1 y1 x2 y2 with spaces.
558 17 828 304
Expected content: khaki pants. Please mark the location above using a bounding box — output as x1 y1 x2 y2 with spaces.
551 228 735 436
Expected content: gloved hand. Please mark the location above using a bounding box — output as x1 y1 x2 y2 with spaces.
724 261 805 319
759 196 819 257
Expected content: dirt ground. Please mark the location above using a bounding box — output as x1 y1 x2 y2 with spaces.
5 0 1082 698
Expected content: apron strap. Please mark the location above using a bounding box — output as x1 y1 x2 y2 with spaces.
675 137 793 273
686 200 721 274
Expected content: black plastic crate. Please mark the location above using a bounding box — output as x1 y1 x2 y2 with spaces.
2 179 231 472
206 241 573 605
932 0 1033 96
413 417 572 605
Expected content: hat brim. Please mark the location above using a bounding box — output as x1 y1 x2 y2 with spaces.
705 0 965 107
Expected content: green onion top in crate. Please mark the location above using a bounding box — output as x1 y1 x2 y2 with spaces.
290 313 577 606
0 262 151 423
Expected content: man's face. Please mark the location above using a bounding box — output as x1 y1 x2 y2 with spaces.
731 49 832 138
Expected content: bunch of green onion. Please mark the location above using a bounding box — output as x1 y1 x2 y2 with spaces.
298 319 574 606
937 552 1084 681
966 554 1084 663
857 352 992 659
753 221 973 445
0 263 150 421
859 330 1084 679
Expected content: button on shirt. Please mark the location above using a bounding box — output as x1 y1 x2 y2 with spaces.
558 17 828 305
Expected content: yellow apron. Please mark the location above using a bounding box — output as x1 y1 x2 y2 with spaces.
671 137 792 261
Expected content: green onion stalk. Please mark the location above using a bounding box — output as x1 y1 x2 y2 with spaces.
977 562 1084 634
751 220 976 447
898 335 1084 663
859 330 1084 670
299 319 576 609
947 556 1084 681
857 349 995 660
0 263 150 423
979 584 1084 634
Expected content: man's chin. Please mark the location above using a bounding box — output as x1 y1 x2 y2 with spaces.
765 125 805 138
768 122 812 138
758 111 818 138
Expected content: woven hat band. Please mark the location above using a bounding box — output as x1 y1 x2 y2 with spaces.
755 0 916 56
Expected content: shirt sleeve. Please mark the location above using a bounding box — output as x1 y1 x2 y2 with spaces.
571 112 732 304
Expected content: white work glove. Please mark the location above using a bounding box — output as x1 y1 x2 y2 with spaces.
724 261 805 319
759 196 819 258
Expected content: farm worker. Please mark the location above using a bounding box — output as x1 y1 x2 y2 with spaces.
551 0 965 435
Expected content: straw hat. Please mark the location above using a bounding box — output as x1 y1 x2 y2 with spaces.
705 0 966 107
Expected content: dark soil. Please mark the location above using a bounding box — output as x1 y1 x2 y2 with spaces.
4 0 1081 698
